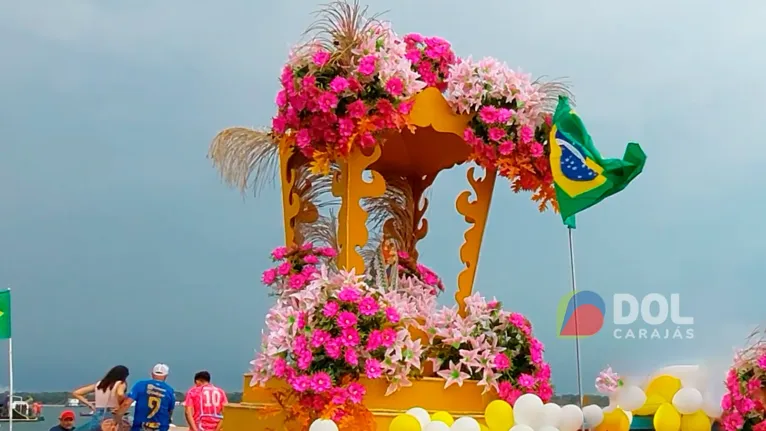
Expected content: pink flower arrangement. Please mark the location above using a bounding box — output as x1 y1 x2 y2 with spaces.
419 293 553 404
250 266 425 403
272 22 427 173
402 33 457 92
261 243 337 292
595 366 624 395
721 341 766 431
445 57 558 210
395 250 445 293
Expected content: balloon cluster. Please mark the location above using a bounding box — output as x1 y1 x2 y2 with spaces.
599 366 723 431
386 395 605 431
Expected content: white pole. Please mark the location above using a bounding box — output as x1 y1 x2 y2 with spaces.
7 337 12 431
7 287 12 431
567 228 584 407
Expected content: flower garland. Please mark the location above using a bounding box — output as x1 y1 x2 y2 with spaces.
250 266 424 407
721 341 766 431
403 33 457 91
420 293 553 404
272 22 425 174
261 243 337 292
446 57 558 211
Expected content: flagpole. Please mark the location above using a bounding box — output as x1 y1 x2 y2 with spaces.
7 288 12 431
567 229 584 407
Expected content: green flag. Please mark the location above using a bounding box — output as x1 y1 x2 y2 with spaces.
548 97 647 226
0 290 11 339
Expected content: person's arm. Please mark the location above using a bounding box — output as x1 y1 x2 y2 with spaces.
184 405 197 431
167 391 176 424
72 383 97 411
115 382 138 416
183 390 198 431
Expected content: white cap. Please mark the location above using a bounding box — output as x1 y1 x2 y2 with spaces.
152 363 169 376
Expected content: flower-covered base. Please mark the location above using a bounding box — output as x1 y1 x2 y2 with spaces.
224 374 498 430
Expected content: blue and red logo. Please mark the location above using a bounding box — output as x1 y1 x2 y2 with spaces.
557 290 606 338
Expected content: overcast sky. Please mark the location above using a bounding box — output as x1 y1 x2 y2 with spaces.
1 0 764 394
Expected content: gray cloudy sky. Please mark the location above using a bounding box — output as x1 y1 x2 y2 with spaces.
1 0 764 393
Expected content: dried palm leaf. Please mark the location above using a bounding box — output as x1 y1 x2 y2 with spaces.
535 77 574 113
208 127 278 195
298 210 340 251
301 0 386 60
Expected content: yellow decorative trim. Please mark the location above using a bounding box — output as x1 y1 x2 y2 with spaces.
455 166 498 316
278 140 301 246
332 146 386 274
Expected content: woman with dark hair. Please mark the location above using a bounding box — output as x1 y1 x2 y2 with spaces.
72 365 131 431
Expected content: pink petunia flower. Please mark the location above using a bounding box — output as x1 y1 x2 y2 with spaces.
261 268 277 285
365 359 383 379
323 301 339 317
346 382 366 404
338 286 361 303
310 372 332 393
336 311 358 328
358 297 380 316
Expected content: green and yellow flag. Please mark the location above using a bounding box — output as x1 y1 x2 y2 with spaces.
0 290 11 339
549 97 647 228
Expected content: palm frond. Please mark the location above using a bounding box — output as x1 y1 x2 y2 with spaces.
208 127 278 195
363 175 414 251
535 77 574 113
301 0 386 57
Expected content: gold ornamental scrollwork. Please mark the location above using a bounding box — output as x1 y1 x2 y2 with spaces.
455 166 498 316
278 141 302 246
332 146 387 274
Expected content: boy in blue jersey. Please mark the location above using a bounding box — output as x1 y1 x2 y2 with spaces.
118 364 176 431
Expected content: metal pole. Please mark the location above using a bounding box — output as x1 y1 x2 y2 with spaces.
568 228 584 407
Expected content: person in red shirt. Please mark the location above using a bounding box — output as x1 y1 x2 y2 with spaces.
184 371 228 431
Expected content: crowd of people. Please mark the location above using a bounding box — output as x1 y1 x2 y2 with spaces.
53 364 228 431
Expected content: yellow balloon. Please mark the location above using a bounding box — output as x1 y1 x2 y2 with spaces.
595 409 630 431
389 414 421 431
481 426 490 431
645 375 682 402
431 411 455 426
654 403 682 431
634 394 665 415
485 400 514 431
681 411 711 431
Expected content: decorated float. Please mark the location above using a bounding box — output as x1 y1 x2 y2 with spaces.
207 1 646 430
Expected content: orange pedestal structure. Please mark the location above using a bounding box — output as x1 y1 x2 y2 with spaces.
220 88 502 430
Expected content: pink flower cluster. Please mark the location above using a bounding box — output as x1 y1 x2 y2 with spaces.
250 266 424 402
595 366 623 395
395 250 445 293
272 22 426 164
446 57 555 197
261 243 336 292
420 293 553 405
721 345 766 431
403 33 457 92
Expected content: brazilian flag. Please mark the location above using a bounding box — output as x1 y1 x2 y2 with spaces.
549 97 647 228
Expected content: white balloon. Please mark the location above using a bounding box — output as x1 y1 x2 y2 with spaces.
538 426 560 431
702 395 723 418
616 385 646 411
510 425 535 431
557 404 584 431
540 403 562 427
582 405 604 428
309 419 339 431
425 422 451 431
451 416 481 431
513 394 544 427
407 407 432 429
672 388 704 414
